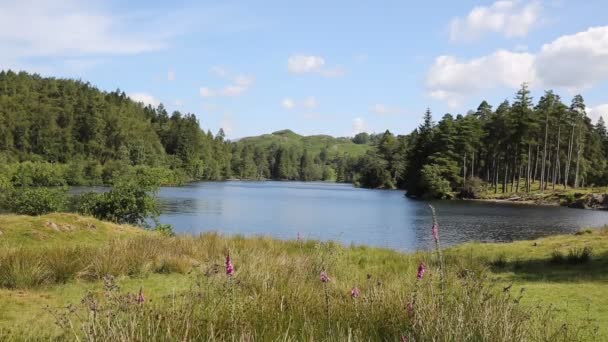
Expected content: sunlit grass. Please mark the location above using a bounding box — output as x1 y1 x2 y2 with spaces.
0 214 606 340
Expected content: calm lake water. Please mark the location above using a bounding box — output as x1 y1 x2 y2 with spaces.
152 181 608 251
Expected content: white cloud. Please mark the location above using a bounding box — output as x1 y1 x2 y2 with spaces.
167 70 176 81
0 0 167 71
589 104 608 123
174 99 183 107
303 96 318 109
287 54 344 77
370 103 404 115
535 26 608 91
129 93 160 107
282 98 295 110
426 50 536 108
352 118 368 134
288 55 325 73
280 96 318 110
220 85 247 96
199 69 255 98
428 25 608 107
450 1 541 42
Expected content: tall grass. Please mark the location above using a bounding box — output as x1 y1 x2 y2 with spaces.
0 229 599 340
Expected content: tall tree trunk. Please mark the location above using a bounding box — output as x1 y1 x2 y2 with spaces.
526 143 532 193
463 151 467 187
471 152 475 179
510 159 515 193
540 110 550 192
503 160 508 193
565 125 575 188
516 161 522 193
552 125 561 189
533 144 540 185
574 124 583 188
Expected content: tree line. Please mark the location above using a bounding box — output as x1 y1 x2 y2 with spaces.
1 72 607 198
358 84 608 198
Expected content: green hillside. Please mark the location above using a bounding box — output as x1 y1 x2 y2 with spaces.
237 129 372 158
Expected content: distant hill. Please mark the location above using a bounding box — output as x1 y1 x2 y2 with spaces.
237 129 372 158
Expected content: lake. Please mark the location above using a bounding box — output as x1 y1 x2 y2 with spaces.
154 181 608 251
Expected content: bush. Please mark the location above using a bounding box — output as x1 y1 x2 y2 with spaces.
420 164 452 199
76 177 159 226
550 247 592 265
3 187 69 215
459 176 487 199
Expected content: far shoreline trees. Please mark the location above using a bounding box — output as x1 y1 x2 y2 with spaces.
1 71 607 198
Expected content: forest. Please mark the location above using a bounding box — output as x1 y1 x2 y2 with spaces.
1 71 607 199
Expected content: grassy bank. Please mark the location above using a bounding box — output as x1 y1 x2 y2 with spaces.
0 214 606 340
477 182 608 208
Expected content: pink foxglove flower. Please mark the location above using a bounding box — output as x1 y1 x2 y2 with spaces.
350 287 360 298
417 263 426 279
225 254 234 276
432 223 439 242
320 271 330 283
136 287 145 304
297 232 301 241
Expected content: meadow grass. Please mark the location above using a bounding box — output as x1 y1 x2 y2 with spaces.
0 213 606 340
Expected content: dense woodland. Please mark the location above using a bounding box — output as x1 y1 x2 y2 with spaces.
1 72 607 198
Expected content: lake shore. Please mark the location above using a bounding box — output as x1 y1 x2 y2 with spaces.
1 213 606 340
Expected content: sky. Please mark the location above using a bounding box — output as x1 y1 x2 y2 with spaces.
1 0 608 139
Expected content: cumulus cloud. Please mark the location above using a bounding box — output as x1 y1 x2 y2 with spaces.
0 0 168 72
287 54 344 77
281 96 318 110
589 104 608 123
288 55 325 73
370 104 404 115
129 93 160 107
427 25 608 107
535 26 608 91
426 50 536 108
352 118 368 134
200 67 255 98
282 98 295 109
450 1 541 42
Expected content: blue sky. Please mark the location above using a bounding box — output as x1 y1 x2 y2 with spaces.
2 0 608 138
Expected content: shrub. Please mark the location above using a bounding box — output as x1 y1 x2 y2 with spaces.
574 228 593 236
550 247 592 264
459 176 487 199
76 177 159 226
489 254 508 268
3 187 69 215
566 247 593 264
420 164 452 199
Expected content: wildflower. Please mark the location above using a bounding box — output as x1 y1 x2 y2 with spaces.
136 287 145 304
417 263 426 279
350 287 360 298
297 232 301 241
401 336 408 342
320 271 330 283
225 254 234 276
405 301 414 317
432 223 439 242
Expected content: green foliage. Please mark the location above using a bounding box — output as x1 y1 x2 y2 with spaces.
76 178 159 226
460 177 487 199
420 164 452 199
3 187 69 215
